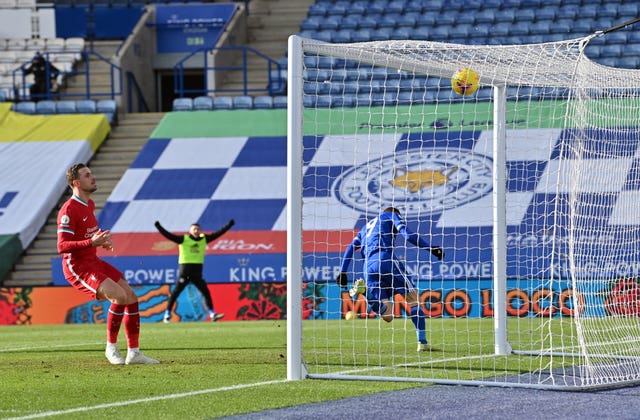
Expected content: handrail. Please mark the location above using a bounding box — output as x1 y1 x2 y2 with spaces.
126 71 150 112
10 49 147 113
173 45 282 98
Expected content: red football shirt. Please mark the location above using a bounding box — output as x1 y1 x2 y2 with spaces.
57 195 98 259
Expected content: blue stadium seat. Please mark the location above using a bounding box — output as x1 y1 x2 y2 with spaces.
357 17 378 30
307 3 327 17
272 96 287 109
319 17 340 31
404 0 424 13
377 15 397 29
555 6 576 20
474 9 495 24
316 95 333 108
97 99 117 123
56 100 76 114
618 57 639 69
386 0 405 14
396 14 417 28
300 17 321 31
392 27 411 40
233 95 253 110
213 96 233 110
36 100 57 114
332 30 352 43
449 24 472 39
172 97 193 111
370 28 392 41
534 7 555 21
326 3 346 16
619 4 639 19
253 95 273 109
351 29 372 42
528 21 552 36
193 96 213 111
76 99 96 113
339 16 359 30
304 81 331 95
14 101 36 114
494 9 515 23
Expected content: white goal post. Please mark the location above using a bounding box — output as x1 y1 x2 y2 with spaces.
287 33 640 390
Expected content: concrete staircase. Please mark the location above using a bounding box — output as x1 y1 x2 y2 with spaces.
4 0 313 287
221 0 312 94
3 112 165 287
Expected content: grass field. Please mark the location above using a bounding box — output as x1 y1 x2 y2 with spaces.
0 321 423 419
3 317 632 418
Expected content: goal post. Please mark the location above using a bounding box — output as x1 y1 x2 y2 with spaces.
286 34 640 390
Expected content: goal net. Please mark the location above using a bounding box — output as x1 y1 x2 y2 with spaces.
286 34 640 390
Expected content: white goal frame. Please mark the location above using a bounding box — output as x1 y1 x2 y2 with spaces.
286 33 640 390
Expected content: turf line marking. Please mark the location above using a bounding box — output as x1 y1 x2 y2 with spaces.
7 379 288 420
0 342 103 353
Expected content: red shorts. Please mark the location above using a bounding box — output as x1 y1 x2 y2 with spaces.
62 256 123 300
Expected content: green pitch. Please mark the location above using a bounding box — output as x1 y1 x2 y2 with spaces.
0 321 421 419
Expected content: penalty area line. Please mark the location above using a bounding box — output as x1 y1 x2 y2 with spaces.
7 379 288 420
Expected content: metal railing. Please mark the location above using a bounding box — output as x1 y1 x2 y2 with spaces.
173 45 283 98
9 50 148 112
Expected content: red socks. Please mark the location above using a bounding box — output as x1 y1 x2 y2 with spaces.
124 302 140 349
107 302 140 349
107 303 125 344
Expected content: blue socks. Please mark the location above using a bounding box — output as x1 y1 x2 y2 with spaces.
410 305 427 344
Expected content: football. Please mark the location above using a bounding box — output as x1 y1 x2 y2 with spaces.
345 311 355 320
451 67 480 96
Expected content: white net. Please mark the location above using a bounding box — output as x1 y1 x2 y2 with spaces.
288 35 640 389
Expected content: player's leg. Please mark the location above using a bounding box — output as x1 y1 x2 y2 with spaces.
97 277 129 365
365 261 394 322
98 260 158 364
192 276 224 322
164 276 188 322
393 259 429 350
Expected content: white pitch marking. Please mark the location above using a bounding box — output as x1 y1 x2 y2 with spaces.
7 379 288 420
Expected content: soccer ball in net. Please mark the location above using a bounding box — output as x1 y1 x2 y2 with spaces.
451 68 480 96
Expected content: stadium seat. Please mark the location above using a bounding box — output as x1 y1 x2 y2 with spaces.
75 99 96 113
96 99 117 123
56 100 76 114
316 95 333 108
253 95 273 109
339 16 359 30
172 97 193 111
14 101 36 114
36 100 56 114
304 81 330 95
213 96 233 110
193 96 213 111
233 95 253 109
272 96 287 109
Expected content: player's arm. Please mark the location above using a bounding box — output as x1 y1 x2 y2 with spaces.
391 213 444 260
336 233 362 287
205 219 235 243
154 221 184 244
57 229 112 253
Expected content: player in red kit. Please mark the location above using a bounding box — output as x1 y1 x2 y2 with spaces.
57 163 158 365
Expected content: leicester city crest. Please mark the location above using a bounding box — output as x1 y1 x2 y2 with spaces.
333 147 493 217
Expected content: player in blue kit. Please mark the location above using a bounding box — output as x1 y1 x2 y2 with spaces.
336 207 443 351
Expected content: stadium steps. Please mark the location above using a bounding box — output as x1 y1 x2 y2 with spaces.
60 40 121 98
4 112 165 287
220 0 314 94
